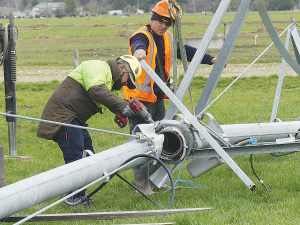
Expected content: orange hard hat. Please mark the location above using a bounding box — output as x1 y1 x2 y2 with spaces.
152 0 176 18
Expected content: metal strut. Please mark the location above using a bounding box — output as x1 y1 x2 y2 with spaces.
2 14 18 156
165 0 232 120
196 24 293 119
140 59 256 191
0 112 139 139
169 0 195 114
256 0 300 75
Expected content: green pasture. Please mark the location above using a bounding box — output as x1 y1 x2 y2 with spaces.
1 10 300 225
4 10 299 67
12 28 292 66
1 75 300 224
1 11 300 26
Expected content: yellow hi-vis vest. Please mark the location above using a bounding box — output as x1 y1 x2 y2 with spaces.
123 26 173 103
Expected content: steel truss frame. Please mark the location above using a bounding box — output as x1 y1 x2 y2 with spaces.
1 0 300 222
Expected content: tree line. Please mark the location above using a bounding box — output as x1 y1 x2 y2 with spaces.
1 0 298 15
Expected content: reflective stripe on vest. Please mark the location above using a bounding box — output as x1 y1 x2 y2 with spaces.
134 30 173 92
164 30 173 79
135 28 154 92
124 27 173 102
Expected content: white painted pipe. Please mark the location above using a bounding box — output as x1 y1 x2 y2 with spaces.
0 133 164 219
197 121 300 148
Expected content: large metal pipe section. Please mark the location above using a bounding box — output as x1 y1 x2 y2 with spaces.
155 119 195 164
155 120 300 159
159 127 186 159
142 59 256 190
194 121 300 149
0 131 164 219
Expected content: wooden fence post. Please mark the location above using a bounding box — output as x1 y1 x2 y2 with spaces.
73 50 79 69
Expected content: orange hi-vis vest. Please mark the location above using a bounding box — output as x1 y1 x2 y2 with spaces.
123 26 173 103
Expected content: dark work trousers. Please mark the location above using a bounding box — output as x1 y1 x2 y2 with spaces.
129 98 165 133
53 117 95 198
129 98 165 192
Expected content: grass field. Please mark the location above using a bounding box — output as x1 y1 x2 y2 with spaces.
2 11 300 67
1 10 300 225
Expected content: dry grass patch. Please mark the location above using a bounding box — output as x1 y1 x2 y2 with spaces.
244 26 286 34
187 31 203 36
73 24 106 27
29 24 51 28
35 35 64 39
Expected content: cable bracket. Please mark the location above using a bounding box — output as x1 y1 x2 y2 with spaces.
100 171 110 183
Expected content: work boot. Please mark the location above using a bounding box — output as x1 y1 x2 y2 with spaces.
62 194 94 207
80 197 95 208
133 166 156 196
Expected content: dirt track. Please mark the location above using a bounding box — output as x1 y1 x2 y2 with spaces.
0 63 298 83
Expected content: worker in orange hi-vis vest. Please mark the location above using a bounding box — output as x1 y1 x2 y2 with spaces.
124 0 217 196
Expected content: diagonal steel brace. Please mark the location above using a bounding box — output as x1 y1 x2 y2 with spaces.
256 0 300 75
140 59 256 190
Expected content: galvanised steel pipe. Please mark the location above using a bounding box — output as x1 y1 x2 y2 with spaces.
195 121 300 149
0 131 164 219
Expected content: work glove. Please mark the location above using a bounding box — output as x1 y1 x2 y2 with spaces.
121 103 136 118
114 101 136 128
166 78 174 92
163 79 174 99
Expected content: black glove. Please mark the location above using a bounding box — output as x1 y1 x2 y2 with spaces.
121 104 135 118
166 79 174 92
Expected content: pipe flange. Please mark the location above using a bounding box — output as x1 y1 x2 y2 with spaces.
158 126 187 161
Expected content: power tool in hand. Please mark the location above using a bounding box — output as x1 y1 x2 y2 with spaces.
114 97 154 128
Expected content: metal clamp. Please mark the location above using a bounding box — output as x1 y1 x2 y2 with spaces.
82 150 94 158
100 171 110 183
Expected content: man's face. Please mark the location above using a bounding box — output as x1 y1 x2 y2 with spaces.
151 20 170 36
112 64 130 90
120 72 129 87
119 64 130 86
